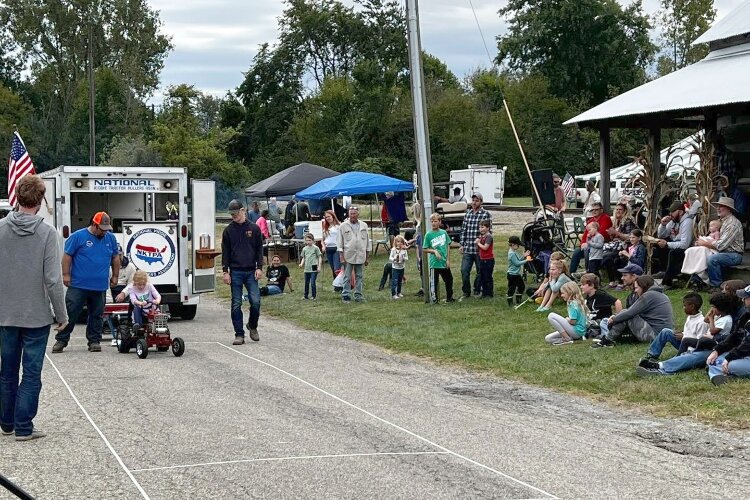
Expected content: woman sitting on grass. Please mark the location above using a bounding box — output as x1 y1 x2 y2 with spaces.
545 281 589 345
534 259 571 312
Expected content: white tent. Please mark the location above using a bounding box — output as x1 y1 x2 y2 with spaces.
576 132 703 183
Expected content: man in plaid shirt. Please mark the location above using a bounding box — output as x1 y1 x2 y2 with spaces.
459 193 492 299
693 197 745 289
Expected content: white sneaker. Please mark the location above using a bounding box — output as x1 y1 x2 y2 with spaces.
392 295 400 300
111 339 118 346
397 293 404 298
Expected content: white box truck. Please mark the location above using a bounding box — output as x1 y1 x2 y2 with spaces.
38 166 217 320
449 165 508 205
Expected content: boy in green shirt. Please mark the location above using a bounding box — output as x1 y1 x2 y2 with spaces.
422 214 455 303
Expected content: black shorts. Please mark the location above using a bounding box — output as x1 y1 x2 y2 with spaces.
387 223 400 236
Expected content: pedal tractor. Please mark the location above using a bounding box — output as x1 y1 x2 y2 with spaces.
116 305 185 359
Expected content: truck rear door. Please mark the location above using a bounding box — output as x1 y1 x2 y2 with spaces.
191 180 216 293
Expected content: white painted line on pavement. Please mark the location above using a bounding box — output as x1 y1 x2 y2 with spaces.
217 343 558 499
45 355 152 500
131 451 450 472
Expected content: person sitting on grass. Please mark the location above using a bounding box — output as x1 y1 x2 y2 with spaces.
534 259 571 312
526 251 567 301
506 235 527 306
261 255 293 296
579 273 620 339
636 292 734 377
593 275 673 348
613 263 643 313
638 292 707 365
544 282 589 345
129 270 161 332
706 285 750 385
603 229 646 288
423 213 454 304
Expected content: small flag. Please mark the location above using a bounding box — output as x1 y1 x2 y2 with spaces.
561 172 574 197
8 131 36 207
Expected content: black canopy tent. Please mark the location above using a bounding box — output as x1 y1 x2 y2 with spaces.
244 162 339 198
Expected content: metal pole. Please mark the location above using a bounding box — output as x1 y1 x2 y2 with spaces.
87 22 96 166
405 0 435 303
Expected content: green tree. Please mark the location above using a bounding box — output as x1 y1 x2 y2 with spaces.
496 0 656 105
100 135 162 167
656 0 716 75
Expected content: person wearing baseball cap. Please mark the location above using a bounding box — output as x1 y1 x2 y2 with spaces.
706 285 750 385
652 200 695 287
458 192 491 299
52 211 120 354
692 196 745 290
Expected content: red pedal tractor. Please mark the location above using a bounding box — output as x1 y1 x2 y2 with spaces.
116 305 185 359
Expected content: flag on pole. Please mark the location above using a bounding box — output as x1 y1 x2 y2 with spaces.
8 131 35 207
561 172 574 198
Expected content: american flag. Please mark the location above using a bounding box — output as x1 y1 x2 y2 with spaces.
561 172 575 198
8 131 35 207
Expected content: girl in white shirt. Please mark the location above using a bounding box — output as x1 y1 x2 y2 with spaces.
322 210 342 279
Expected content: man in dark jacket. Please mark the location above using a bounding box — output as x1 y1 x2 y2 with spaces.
222 199 264 345
707 285 750 385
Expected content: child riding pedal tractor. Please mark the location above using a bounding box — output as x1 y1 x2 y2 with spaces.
116 270 185 359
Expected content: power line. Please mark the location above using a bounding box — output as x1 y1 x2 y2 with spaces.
467 0 496 68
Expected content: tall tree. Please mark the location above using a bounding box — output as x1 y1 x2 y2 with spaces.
496 0 656 105
656 0 716 75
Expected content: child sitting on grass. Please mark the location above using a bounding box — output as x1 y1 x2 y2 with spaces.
544 281 589 345
129 270 161 331
534 259 571 312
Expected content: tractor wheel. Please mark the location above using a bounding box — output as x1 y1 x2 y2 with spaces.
117 326 131 354
136 339 148 359
179 305 197 320
172 337 185 357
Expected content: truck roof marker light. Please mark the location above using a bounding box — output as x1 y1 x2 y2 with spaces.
63 226 70 238
181 225 187 238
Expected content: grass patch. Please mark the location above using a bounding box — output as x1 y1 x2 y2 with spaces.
502 197 533 207
211 226 750 428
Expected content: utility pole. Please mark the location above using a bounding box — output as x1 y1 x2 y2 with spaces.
88 21 96 166
405 0 435 303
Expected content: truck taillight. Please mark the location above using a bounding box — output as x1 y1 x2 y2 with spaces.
62 226 70 238
181 225 187 238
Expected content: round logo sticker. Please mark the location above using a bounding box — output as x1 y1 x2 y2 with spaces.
126 228 176 277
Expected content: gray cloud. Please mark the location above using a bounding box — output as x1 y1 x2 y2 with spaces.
148 0 742 103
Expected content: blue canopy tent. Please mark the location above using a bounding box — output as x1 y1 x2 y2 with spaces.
296 172 414 255
295 172 413 199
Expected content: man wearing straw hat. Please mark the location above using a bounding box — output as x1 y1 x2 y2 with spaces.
692 196 744 290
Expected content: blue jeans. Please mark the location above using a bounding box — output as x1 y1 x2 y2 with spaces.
648 328 682 358
1 325 51 436
342 263 364 301
461 253 481 296
706 252 743 286
708 354 750 381
304 271 318 299
266 285 282 296
133 306 148 327
325 246 341 278
660 350 711 374
391 268 404 296
570 247 585 273
231 270 261 336
56 286 105 346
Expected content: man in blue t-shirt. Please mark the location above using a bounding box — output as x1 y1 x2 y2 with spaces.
53 212 119 353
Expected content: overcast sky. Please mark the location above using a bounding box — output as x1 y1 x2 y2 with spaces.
147 0 744 102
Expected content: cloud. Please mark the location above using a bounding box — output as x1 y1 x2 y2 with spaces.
148 0 741 103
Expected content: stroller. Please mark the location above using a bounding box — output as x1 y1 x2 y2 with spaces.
521 215 568 282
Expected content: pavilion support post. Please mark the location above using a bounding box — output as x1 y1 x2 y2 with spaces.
648 127 662 238
599 128 611 212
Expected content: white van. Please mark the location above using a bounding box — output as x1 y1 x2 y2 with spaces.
38 166 217 319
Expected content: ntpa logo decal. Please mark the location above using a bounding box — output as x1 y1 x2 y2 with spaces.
126 228 176 277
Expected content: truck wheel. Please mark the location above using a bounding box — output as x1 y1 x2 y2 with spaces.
136 339 148 359
179 305 197 320
172 337 185 357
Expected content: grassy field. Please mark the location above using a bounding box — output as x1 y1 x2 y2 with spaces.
211 227 750 428
502 196 533 207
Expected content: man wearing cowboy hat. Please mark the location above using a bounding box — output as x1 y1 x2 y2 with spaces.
693 197 744 289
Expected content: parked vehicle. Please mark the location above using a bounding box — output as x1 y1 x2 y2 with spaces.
38 166 217 319
449 165 508 205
